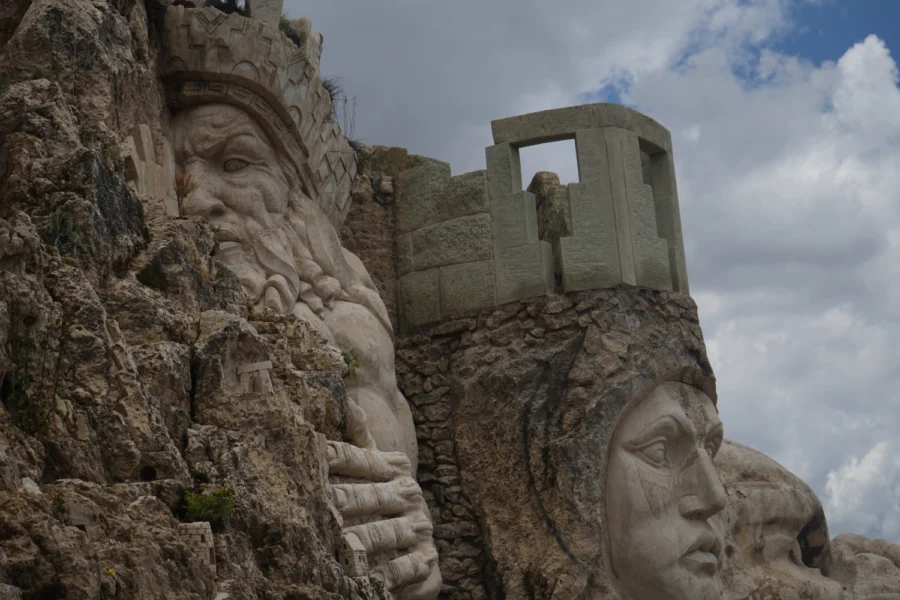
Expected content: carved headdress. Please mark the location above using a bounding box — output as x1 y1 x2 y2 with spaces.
161 2 358 228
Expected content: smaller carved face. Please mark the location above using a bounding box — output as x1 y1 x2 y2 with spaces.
606 381 726 600
172 104 291 244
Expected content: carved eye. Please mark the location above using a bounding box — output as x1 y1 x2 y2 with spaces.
224 158 249 173
638 440 668 467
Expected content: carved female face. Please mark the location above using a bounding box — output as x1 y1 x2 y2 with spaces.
606 381 727 600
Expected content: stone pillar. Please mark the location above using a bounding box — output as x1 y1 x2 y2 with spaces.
247 0 283 29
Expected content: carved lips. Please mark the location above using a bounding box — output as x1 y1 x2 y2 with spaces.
682 525 723 575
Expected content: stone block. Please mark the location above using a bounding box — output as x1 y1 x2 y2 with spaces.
439 261 496 317
399 269 441 329
648 151 689 293
491 105 593 146
431 170 490 222
603 127 639 286
396 159 452 233
491 191 540 249
590 103 672 152
558 181 621 292
494 242 554 304
630 182 672 290
485 143 522 207
574 128 610 185
411 214 493 270
397 232 414 276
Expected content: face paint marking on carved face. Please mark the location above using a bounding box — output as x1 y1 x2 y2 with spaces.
606 381 727 600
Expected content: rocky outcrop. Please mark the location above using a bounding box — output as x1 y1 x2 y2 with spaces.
0 1 387 599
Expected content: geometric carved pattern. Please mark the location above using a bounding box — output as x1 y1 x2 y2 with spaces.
162 6 357 229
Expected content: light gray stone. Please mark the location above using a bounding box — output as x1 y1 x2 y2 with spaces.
247 0 284 29
485 142 522 207
439 261 496 317
432 170 490 222
558 181 622 291
399 269 442 328
491 105 593 146
493 242 554 304
397 232 414 276
648 151 690 294
410 214 493 271
396 160 452 233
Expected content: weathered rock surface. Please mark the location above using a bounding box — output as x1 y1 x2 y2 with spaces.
396 288 713 600
0 1 387 599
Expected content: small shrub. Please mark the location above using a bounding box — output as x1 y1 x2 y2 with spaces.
0 73 8 93
174 172 197 217
342 348 362 378
184 487 235 525
31 68 43 80
52 60 62 81
48 212 81 259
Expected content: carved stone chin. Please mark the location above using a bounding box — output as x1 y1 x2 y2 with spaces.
606 381 727 600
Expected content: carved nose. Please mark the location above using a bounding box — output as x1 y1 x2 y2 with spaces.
679 451 727 521
179 167 226 219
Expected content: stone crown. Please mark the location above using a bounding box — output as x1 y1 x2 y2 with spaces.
162 6 358 228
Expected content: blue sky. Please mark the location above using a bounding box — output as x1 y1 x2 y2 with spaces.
777 0 900 65
290 0 900 543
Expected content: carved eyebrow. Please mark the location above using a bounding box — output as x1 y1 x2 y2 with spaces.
190 125 262 158
630 414 692 444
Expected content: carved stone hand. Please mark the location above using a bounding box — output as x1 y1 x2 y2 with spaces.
327 440 441 600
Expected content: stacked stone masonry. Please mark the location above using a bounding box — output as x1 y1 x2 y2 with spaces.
396 103 690 331
177 522 217 578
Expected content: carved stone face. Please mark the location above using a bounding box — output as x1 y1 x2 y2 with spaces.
173 103 290 244
606 381 727 600
172 103 355 315
715 440 844 600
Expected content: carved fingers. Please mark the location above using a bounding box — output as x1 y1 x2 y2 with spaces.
330 477 422 518
370 545 439 594
345 514 433 554
326 440 409 481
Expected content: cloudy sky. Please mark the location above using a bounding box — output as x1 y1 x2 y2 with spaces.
285 0 900 542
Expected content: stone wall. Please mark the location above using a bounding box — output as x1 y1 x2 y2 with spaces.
396 287 711 600
395 103 691 332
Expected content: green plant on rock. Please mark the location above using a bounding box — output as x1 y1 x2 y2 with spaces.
48 212 82 259
184 486 235 526
1 305 69 438
0 73 8 93
342 348 362 378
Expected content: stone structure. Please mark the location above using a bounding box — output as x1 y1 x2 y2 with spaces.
177 521 217 579
0 0 898 599
396 104 688 330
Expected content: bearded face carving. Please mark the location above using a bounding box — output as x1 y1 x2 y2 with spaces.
172 102 440 600
606 381 727 600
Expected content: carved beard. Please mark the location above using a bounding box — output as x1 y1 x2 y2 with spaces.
217 188 392 333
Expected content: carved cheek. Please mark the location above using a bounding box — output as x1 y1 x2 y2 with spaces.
632 457 675 519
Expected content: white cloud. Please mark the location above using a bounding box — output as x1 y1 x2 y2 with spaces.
826 442 900 541
285 0 900 541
